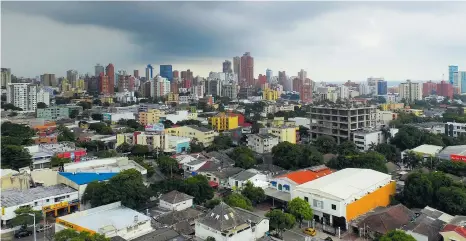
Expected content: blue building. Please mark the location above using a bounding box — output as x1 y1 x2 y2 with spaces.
146 64 154 80
449 65 458 85
160 65 173 81
266 69 273 83
377 80 388 95
461 71 466 94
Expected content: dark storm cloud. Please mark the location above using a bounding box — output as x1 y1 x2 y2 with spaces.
1 1 344 62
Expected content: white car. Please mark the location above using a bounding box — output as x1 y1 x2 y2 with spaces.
36 224 52 232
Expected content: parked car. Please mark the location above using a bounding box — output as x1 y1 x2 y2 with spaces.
36 224 52 232
14 228 32 239
303 227 317 236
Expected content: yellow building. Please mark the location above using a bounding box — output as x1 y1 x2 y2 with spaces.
209 113 239 131
404 108 424 116
139 109 166 126
379 103 405 111
61 79 71 92
270 126 297 144
166 93 179 104
100 96 114 104
263 88 279 101
1 170 30 191
76 79 85 91
165 125 215 146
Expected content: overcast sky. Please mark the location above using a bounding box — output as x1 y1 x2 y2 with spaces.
2 1 466 82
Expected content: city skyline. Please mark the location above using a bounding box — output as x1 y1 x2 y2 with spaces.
2 2 466 81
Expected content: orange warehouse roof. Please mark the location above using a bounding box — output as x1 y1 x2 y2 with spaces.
279 168 334 185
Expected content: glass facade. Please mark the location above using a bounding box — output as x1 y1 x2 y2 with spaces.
449 65 458 85
160 65 173 81
377 80 388 95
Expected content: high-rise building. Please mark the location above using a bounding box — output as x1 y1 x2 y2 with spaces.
181 69 193 85
66 70 78 88
437 80 453 99
173 70 179 79
223 60 232 73
399 80 422 102
170 80 179 94
99 73 112 95
298 69 307 80
160 65 173 81
1 68 12 88
377 80 388 95
40 74 57 87
266 69 273 83
233 57 241 82
240 52 254 87
95 64 105 77
460 71 466 94
449 65 459 85
134 70 139 78
36 87 50 107
221 84 238 99
118 75 135 92
105 64 115 93
7 83 39 111
278 71 287 90
151 76 171 97
146 64 154 80
301 78 313 103
422 81 437 96
292 78 302 92
258 74 266 87
85 75 100 94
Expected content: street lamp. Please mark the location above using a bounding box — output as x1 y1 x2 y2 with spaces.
25 213 37 241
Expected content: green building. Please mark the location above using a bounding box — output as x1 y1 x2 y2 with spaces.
37 107 70 120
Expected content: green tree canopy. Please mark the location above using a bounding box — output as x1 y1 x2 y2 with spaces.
50 156 72 167
272 142 323 170
88 122 113 135
131 144 150 156
265 209 296 237
57 124 76 142
1 145 32 170
241 181 266 205
327 151 388 173
337 141 359 156
156 156 180 177
224 193 253 211
205 135 233 152
11 206 43 228
230 146 256 169
287 197 313 226
151 175 214 204
374 143 399 162
402 172 434 208
379 230 416 241
314 135 337 154
36 102 48 109
54 229 109 241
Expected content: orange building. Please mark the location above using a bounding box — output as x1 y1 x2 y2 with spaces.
293 168 395 231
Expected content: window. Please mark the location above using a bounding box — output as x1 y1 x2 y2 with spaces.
34 202 38 206
304 197 309 202
332 204 336 210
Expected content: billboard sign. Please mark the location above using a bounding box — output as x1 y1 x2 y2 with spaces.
451 154 466 162
145 123 164 132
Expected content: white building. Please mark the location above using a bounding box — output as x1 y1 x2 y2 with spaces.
1 184 78 225
164 110 192 124
376 110 396 127
399 80 423 102
195 202 269 241
192 84 205 98
6 83 39 111
228 169 268 189
158 190 194 211
337 85 349 100
353 130 383 151
222 84 238 99
358 83 370 96
102 112 135 123
36 87 50 106
247 133 279 154
55 202 153 240
445 122 466 137
151 76 171 97
387 93 400 103
292 168 394 229
288 117 311 129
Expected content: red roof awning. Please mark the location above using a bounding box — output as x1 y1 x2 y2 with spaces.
208 181 219 188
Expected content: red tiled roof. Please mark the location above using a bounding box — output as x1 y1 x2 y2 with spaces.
442 224 466 238
278 168 334 184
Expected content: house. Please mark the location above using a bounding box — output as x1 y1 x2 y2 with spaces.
440 216 466 241
264 165 333 203
197 167 244 188
402 206 453 241
159 190 194 211
247 133 279 154
154 208 204 236
292 168 396 230
195 202 269 241
228 169 267 190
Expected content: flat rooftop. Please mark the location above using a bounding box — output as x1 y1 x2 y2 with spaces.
58 202 151 232
296 168 391 201
411 144 444 155
63 157 146 174
1 184 78 208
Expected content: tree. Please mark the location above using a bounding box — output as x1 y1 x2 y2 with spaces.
403 152 423 170
92 99 102 106
77 101 92 110
379 230 416 241
436 186 466 215
1 145 32 170
131 144 150 156
327 151 388 173
205 135 233 152
88 122 113 135
69 109 80 119
206 237 216 241
96 150 118 158
91 113 103 121
205 199 221 209
314 136 337 154
402 172 433 208
156 156 180 177
272 142 302 170
50 156 72 167
10 206 43 228
184 175 215 204
287 197 313 227
57 125 76 142
266 209 296 237
224 193 253 211
163 119 174 128
1 122 35 143
298 145 324 168
189 140 204 153
116 142 132 153
241 181 266 205
230 147 256 169
54 229 109 241
251 122 264 134
36 102 48 109
2 103 23 111
374 143 398 162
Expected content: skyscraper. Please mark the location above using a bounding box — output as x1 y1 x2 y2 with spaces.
240 52 254 87
266 69 273 83
278 71 287 89
181 69 193 89
223 60 232 73
1 68 11 88
399 80 422 103
7 83 38 111
134 70 139 78
146 64 154 80
99 73 111 95
449 65 459 85
233 56 241 82
95 64 104 77
67 70 78 88
160 65 173 81
40 74 57 87
106 64 115 94
377 80 388 95
460 71 466 94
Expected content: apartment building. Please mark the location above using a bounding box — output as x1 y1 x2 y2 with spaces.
353 130 383 151
139 109 166 126
208 113 239 131
445 122 466 138
399 80 423 102
310 104 377 144
116 131 169 151
165 125 216 146
7 83 39 111
37 107 70 120
247 133 279 154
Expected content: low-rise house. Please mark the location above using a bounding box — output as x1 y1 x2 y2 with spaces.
195 202 269 241
228 169 267 190
159 190 194 212
402 206 454 241
154 208 204 236
197 166 244 188
440 216 466 241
